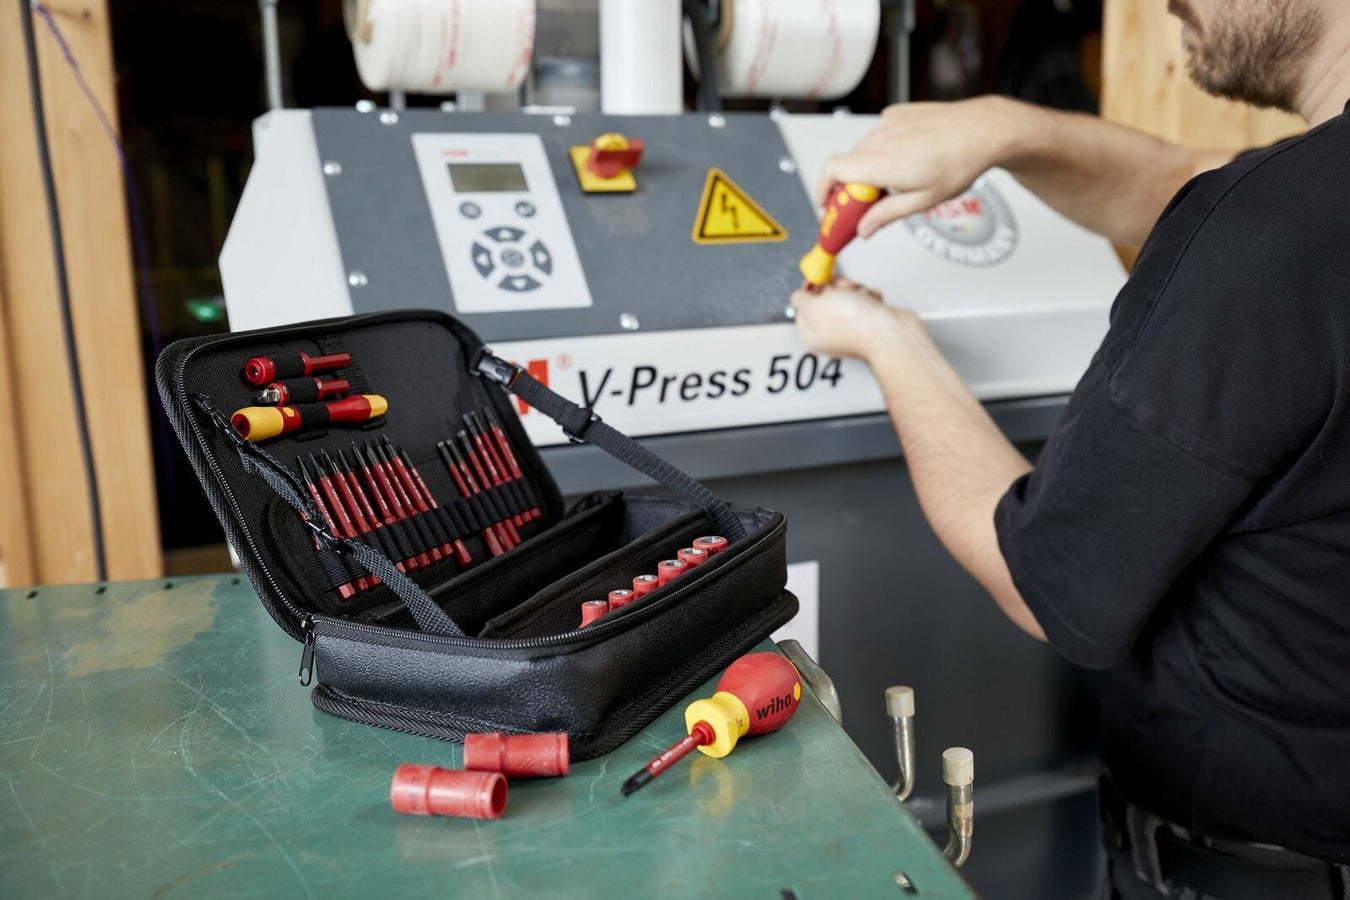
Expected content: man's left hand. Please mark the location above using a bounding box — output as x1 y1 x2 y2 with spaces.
790 278 919 364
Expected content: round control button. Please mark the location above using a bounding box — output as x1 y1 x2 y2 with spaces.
459 202 482 219
514 200 536 218
500 248 526 269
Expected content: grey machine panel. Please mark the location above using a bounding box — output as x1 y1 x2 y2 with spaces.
312 110 818 341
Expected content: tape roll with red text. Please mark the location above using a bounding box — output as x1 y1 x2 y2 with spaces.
345 0 536 94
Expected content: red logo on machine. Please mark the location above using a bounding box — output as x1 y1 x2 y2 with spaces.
512 358 550 415
904 179 1017 267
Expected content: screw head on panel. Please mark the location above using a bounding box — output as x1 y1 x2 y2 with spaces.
347 271 369 287
322 161 343 176
356 99 376 113
379 110 399 126
707 113 726 129
778 158 797 174
619 313 640 331
553 114 572 127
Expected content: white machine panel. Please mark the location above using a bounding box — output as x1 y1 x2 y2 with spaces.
412 133 592 314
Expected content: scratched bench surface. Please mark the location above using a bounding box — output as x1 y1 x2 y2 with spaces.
0 576 975 899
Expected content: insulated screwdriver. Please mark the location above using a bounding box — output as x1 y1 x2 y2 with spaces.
798 183 883 289
621 652 802 797
243 351 352 386
231 394 388 442
254 377 350 405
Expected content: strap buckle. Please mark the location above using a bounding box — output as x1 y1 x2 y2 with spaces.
472 348 522 388
564 409 601 444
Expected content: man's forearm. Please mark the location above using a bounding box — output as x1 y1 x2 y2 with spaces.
985 97 1232 247
867 316 1046 641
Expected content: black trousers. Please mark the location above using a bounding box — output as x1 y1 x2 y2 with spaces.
1098 777 1350 900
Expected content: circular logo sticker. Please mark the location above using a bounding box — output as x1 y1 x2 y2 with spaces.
904 178 1017 267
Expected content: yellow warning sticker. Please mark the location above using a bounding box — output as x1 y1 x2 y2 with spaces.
691 168 787 245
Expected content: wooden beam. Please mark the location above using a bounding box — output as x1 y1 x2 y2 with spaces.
1101 0 1305 149
0 0 161 584
0 273 37 588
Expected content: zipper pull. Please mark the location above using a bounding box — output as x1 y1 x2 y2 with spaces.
298 618 316 686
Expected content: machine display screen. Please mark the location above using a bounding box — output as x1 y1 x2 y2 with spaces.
448 163 528 193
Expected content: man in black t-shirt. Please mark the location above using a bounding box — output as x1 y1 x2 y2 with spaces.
792 1 1350 896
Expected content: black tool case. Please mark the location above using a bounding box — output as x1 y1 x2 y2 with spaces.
155 310 796 759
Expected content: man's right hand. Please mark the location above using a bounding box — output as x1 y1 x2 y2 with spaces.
815 96 1025 239
816 95 1227 248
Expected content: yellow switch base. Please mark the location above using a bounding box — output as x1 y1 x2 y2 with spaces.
569 145 637 193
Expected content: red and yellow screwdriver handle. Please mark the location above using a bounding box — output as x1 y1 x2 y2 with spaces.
798 182 883 288
685 652 802 758
232 394 388 442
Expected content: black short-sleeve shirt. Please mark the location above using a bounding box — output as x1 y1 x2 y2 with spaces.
995 103 1350 863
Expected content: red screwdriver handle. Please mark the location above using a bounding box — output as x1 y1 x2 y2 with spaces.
244 351 353 386
798 183 883 288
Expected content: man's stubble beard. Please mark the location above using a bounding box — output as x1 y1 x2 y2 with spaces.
1182 0 1323 111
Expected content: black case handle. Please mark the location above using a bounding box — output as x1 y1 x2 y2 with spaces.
473 350 747 542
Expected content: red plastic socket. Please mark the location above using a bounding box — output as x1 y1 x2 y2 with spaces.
677 547 709 569
657 558 688 586
632 574 659 597
692 535 728 556
580 599 609 627
608 588 635 610
390 764 507 819
464 732 570 778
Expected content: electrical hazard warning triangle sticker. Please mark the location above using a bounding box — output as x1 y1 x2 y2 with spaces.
692 168 788 244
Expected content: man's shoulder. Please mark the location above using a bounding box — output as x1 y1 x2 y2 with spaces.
1174 114 1350 232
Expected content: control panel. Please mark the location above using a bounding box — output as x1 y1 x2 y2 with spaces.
412 133 592 314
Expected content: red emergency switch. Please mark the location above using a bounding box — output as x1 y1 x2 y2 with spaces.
586 133 644 179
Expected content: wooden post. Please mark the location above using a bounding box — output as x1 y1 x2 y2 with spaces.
0 0 161 585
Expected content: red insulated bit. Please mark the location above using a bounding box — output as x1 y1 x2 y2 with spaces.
458 435 520 550
297 459 356 600
351 444 397 526
449 438 515 552
352 445 418 571
319 452 381 589
439 441 507 556
481 408 542 522
338 449 404 573
458 432 521 547
359 442 426 569
361 444 432 569
390 442 472 566
463 414 527 529
309 454 372 592
374 442 446 565
475 407 537 520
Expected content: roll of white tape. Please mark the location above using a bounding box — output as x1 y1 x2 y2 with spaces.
346 0 536 95
710 0 879 100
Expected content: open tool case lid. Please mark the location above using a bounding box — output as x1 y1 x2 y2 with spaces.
155 309 796 758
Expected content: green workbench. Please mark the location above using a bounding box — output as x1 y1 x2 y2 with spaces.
0 576 975 899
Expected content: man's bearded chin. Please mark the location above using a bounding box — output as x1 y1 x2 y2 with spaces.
1183 1 1323 111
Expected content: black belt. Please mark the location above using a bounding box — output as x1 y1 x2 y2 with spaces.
1100 774 1350 900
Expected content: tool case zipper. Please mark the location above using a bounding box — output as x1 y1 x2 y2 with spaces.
308 588 796 745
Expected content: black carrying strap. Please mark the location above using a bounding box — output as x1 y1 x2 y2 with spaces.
474 351 747 541
193 395 462 636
